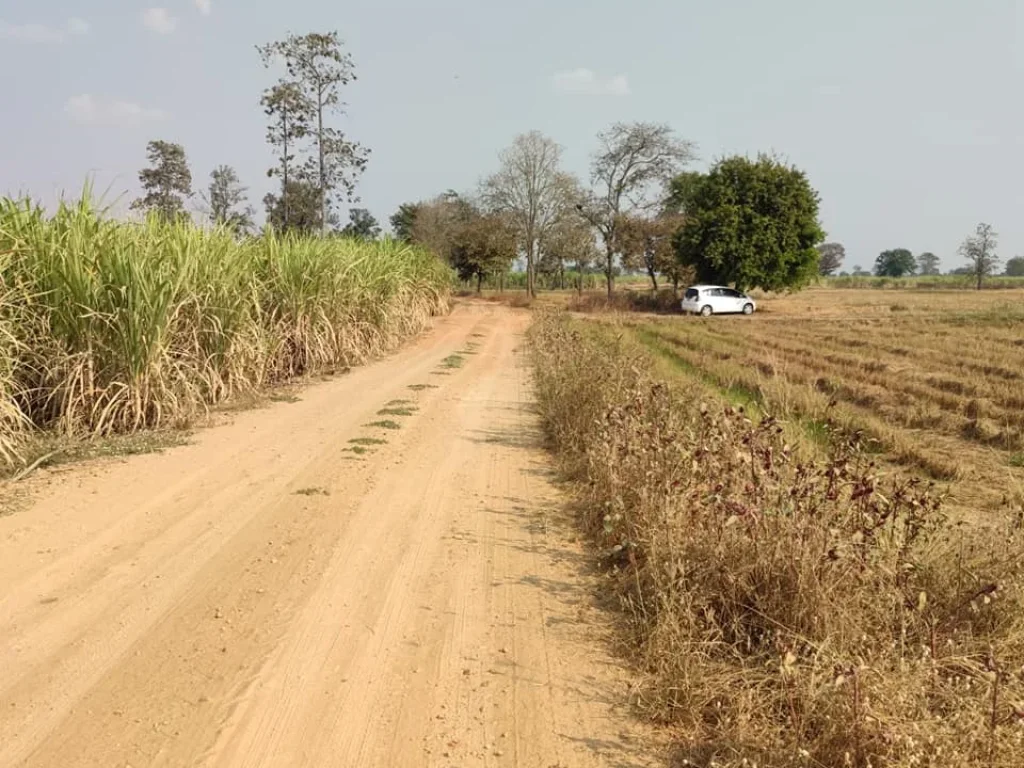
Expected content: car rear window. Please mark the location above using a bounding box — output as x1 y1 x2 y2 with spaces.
684 288 698 300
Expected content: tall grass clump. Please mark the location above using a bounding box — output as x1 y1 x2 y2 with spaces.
0 194 451 456
529 312 1024 768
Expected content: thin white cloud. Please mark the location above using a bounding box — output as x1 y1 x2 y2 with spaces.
142 8 178 35
551 68 630 96
0 18 91 43
65 94 168 126
67 18 91 36
195 0 212 16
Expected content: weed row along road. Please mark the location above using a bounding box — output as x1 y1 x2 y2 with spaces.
0 303 660 768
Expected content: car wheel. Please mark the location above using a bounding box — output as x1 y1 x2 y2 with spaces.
700 305 713 317
742 303 754 315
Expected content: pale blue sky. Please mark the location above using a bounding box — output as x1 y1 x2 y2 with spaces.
2 0 1023 270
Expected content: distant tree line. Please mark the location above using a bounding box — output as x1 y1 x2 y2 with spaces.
823 225 1010 288
391 125 827 297
125 30 1020 293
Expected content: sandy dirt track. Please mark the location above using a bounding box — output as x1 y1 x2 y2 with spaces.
0 303 660 768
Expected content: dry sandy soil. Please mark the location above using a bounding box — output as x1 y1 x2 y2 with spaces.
0 303 660 768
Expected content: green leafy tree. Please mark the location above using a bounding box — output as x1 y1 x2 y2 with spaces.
817 242 845 275
959 222 999 290
341 208 380 240
207 165 254 234
131 140 192 222
851 264 871 276
916 251 941 275
264 177 326 234
389 202 421 242
1005 256 1024 276
665 171 704 215
578 122 697 297
260 81 311 232
676 155 824 292
874 249 916 277
259 32 369 234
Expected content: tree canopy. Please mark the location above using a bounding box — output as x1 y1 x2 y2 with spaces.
207 165 254 235
264 178 326 234
1005 256 1024 277
618 213 687 292
874 249 916 277
259 31 369 233
540 215 599 293
131 140 193 222
389 202 421 242
341 208 380 240
816 242 845 276
959 223 999 290
916 252 941 276
450 208 517 291
675 155 824 293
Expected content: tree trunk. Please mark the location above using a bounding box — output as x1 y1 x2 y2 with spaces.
605 244 615 299
526 241 537 299
647 264 658 292
977 269 983 290
499 271 505 293
477 273 483 293
317 87 326 236
282 113 290 230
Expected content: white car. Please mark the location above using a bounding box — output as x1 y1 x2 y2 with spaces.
680 285 756 316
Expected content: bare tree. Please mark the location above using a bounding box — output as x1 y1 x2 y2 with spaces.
578 123 696 297
959 223 999 290
481 131 578 298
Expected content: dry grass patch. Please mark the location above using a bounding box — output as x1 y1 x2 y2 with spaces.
610 295 1024 520
529 312 1024 768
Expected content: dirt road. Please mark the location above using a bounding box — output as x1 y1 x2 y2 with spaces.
0 303 659 768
